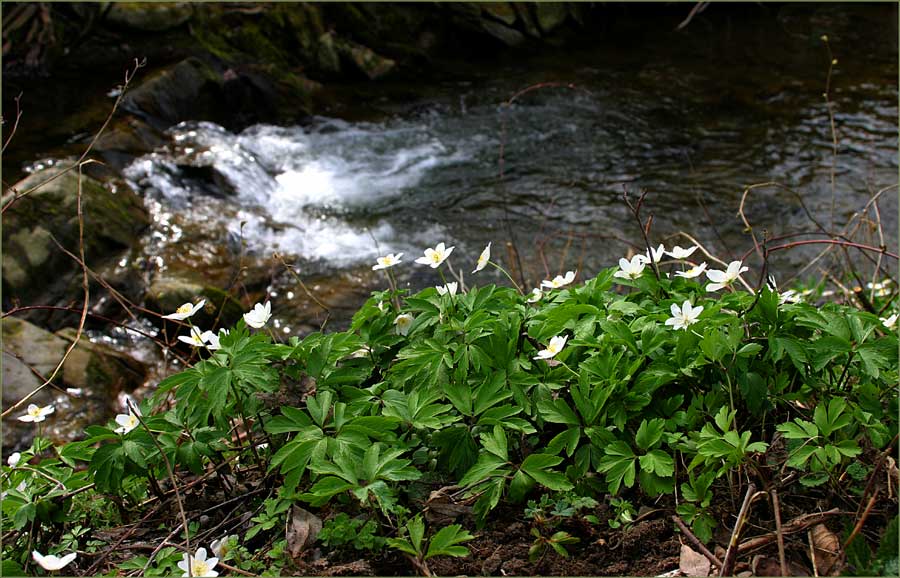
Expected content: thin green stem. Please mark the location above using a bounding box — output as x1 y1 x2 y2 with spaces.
489 262 524 294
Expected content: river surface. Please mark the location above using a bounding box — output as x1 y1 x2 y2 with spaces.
28 5 900 333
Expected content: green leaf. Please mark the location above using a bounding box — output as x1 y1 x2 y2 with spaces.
520 454 574 492
459 453 508 488
635 418 665 451
426 525 474 559
638 449 674 477
481 425 508 461
537 398 581 426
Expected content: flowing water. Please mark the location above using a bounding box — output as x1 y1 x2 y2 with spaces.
116 6 899 331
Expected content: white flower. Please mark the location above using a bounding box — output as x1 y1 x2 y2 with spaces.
613 256 647 280
666 245 698 260
178 548 219 578
541 271 576 290
473 243 491 273
645 244 666 263
244 301 272 329
178 326 207 347
674 262 707 279
201 329 227 351
436 282 458 297
414 242 455 268
210 535 238 559
527 288 543 303
372 253 403 271
7 452 21 468
114 406 142 435
534 335 568 360
394 313 414 336
779 290 801 304
881 313 898 329
705 260 749 292
18 404 54 423
32 551 77 572
163 300 206 321
664 300 704 331
66 388 84 396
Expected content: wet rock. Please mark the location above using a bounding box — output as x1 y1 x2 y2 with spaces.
146 274 245 329
105 2 194 32
478 19 526 47
481 3 518 27
1 317 148 452
535 4 569 34
2 163 150 308
316 33 343 75
335 39 396 80
513 4 542 38
122 57 224 128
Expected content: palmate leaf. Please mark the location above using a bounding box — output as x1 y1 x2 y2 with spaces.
426 525 474 559
299 476 356 507
90 442 126 493
508 469 536 503
459 453 509 487
537 398 580 426
520 453 573 492
596 441 636 495
480 425 508 461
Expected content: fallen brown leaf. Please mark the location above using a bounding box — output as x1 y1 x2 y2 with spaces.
679 544 711 577
286 505 323 559
809 524 844 576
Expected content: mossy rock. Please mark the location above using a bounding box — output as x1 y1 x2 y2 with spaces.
146 275 245 329
2 317 148 452
122 57 224 127
2 163 149 307
105 2 194 32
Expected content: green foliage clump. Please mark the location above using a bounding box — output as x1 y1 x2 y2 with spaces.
2 263 897 575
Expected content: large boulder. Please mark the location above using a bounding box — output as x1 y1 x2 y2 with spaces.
122 57 224 128
2 163 150 308
2 317 148 452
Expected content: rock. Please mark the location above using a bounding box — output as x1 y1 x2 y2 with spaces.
2 317 148 452
535 3 568 34
513 4 542 38
335 39 396 80
122 57 224 127
478 18 526 47
146 274 245 329
2 164 150 308
481 3 518 26
105 2 194 32
316 33 342 75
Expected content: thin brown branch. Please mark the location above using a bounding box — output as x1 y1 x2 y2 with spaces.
672 515 723 569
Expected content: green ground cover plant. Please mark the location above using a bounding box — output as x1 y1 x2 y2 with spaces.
2 244 897 576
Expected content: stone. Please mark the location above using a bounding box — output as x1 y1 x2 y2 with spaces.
479 18 526 47
335 39 396 80
513 3 542 38
105 2 194 32
2 163 150 307
2 317 148 452
481 3 518 26
122 57 223 127
535 3 568 34
146 274 246 329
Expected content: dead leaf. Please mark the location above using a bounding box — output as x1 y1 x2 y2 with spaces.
809 524 844 576
751 555 782 576
286 505 322 559
679 544 711 577
424 485 473 523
